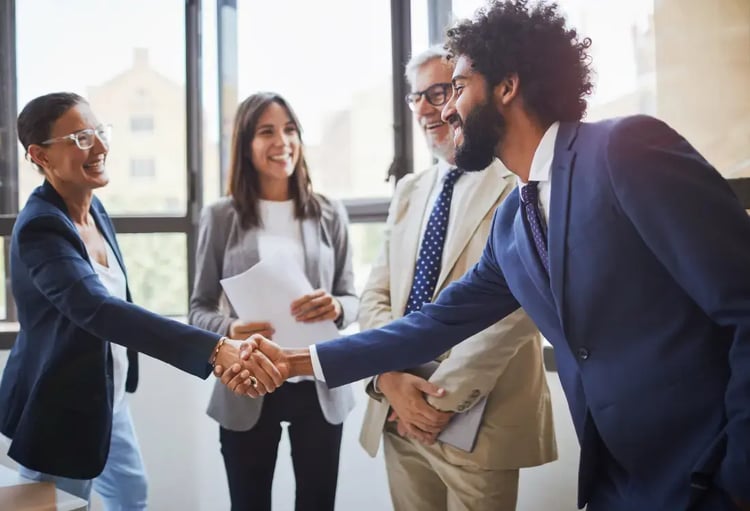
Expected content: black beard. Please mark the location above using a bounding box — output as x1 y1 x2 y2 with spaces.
454 98 505 171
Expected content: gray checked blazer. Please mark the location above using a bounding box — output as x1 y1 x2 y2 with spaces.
189 195 357 430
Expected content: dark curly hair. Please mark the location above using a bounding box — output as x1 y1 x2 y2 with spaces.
445 0 593 124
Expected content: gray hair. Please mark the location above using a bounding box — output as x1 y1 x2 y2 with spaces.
404 45 452 87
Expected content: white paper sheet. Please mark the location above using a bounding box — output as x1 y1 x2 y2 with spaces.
220 254 340 348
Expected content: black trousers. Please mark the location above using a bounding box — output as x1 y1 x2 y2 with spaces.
219 381 343 511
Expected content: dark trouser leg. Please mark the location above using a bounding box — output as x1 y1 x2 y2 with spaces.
219 407 282 511
286 382 343 511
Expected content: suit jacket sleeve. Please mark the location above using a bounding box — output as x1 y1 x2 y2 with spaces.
188 204 234 336
426 307 533 412
316 209 521 388
329 199 359 329
17 214 219 378
606 115 750 502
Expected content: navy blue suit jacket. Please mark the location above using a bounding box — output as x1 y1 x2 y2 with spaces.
316 116 750 510
0 181 220 479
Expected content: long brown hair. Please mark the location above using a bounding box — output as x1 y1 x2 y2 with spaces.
226 92 320 229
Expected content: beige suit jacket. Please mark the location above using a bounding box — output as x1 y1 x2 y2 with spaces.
358 160 557 470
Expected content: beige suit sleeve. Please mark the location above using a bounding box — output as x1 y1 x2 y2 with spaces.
426 307 537 412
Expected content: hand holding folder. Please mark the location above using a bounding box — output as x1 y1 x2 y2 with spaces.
390 362 488 452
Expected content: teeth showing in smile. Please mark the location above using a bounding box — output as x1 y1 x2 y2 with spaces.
425 121 445 129
269 155 291 162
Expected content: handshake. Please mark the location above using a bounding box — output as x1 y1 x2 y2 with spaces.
211 335 310 397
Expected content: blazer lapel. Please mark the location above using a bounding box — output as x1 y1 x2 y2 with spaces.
392 170 437 316
434 160 510 294
548 121 580 330
301 216 321 289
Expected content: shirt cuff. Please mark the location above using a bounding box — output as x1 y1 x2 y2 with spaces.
309 344 326 382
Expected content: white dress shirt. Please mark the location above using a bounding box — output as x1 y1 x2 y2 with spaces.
89 240 129 411
517 121 560 222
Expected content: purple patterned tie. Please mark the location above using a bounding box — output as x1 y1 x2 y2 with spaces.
520 181 550 275
405 168 464 314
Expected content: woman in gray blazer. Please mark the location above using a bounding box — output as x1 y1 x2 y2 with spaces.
189 92 357 511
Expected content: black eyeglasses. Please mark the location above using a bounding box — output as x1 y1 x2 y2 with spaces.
405 83 452 111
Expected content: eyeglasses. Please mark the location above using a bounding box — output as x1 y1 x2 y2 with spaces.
41 124 112 150
405 83 452 111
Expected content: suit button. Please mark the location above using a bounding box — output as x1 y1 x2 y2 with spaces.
577 348 590 361
470 389 480 398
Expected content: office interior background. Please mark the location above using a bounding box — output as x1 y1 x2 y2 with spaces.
0 0 748 509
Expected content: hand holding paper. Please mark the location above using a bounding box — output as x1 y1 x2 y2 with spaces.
291 289 342 323
220 253 340 349
228 320 275 340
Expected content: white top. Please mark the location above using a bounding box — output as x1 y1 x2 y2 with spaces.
89 239 129 411
257 199 306 272
257 199 311 383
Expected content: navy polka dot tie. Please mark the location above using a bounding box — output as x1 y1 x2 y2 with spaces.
405 168 464 315
520 181 550 275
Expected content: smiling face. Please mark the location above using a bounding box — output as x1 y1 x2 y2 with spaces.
250 101 301 187
412 57 456 163
442 55 506 171
28 102 110 191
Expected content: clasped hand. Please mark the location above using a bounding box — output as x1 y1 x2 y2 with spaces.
214 291 340 397
379 371 454 445
214 335 290 398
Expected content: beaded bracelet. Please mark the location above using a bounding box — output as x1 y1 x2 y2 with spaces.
209 337 228 367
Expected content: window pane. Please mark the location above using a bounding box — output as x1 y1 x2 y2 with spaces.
117 233 187 316
202 0 222 205
348 222 387 295
15 0 188 214
451 0 750 178
411 0 430 56
130 116 155 133
236 1 394 199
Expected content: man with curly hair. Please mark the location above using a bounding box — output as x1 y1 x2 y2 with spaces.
224 2 750 510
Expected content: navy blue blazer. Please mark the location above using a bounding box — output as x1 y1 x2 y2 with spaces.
0 181 220 479
315 116 750 510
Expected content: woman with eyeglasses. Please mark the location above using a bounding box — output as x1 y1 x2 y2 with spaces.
189 92 358 511
0 92 282 509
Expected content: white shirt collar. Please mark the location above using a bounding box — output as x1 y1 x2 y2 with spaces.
436 158 453 182
527 121 560 184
